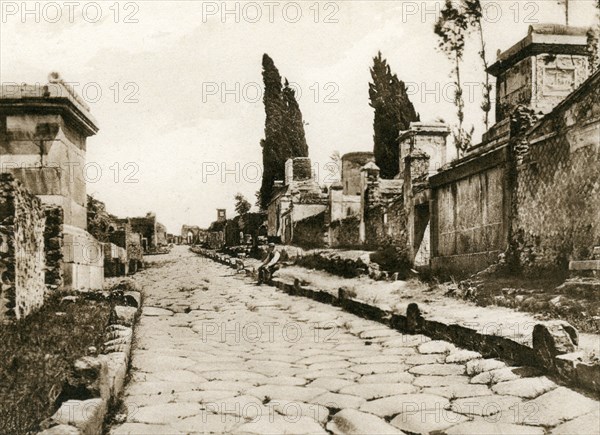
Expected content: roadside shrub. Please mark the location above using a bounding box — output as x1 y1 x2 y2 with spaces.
370 244 412 279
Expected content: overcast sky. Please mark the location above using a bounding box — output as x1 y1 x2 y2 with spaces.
1 0 597 232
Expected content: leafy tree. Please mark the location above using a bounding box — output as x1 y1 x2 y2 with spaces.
325 150 342 182
369 52 419 179
463 0 491 131
435 0 472 157
234 193 251 216
258 54 308 210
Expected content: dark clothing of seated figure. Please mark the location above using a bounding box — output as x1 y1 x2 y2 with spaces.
257 247 280 284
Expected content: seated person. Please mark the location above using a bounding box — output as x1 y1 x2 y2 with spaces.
257 243 280 284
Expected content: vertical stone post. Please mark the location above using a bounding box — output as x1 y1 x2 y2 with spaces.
359 162 380 244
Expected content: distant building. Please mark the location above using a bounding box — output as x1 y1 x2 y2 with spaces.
180 225 206 245
130 212 168 252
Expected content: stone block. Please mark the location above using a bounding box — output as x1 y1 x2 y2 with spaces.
101 352 128 397
110 306 138 326
532 321 578 369
70 356 110 400
569 260 600 271
50 398 106 435
38 424 81 435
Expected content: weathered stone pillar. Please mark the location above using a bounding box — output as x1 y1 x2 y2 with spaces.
359 162 380 244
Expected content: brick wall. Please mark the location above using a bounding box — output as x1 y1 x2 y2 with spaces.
513 71 600 274
0 173 46 320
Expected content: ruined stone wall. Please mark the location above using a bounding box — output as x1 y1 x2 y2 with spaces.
293 212 326 249
44 205 64 289
329 216 361 248
431 158 508 276
206 231 225 250
0 173 46 320
513 72 600 274
364 198 408 250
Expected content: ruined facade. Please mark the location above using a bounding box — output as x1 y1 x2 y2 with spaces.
429 24 597 277
181 225 206 245
267 157 328 245
130 212 167 252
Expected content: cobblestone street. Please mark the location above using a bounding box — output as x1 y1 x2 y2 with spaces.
109 247 600 435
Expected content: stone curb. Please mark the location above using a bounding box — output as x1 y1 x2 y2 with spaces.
38 288 143 435
195 247 600 397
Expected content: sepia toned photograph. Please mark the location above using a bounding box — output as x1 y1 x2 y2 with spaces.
1 1 599 434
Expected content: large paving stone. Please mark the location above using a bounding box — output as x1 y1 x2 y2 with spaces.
502 387 599 427
470 367 534 385
236 414 328 435
339 383 418 400
405 354 447 365
446 350 482 363
202 395 270 419
246 385 326 402
110 423 185 434
132 355 195 372
382 347 418 356
350 363 409 375
381 335 431 347
349 355 403 364
260 376 306 386
550 409 600 434
308 377 354 391
359 394 450 417
310 392 366 409
174 390 234 403
125 381 199 396
417 340 455 354
413 375 469 388
269 399 330 424
327 409 405 434
308 360 352 371
198 370 268 382
444 421 545 435
409 364 465 376
359 329 399 339
391 409 469 434
142 307 174 316
423 383 493 399
196 380 255 393
451 395 524 416
358 372 414 384
150 370 207 383
129 402 202 424
466 359 506 375
298 368 361 381
170 412 242 433
491 377 558 399
297 354 346 365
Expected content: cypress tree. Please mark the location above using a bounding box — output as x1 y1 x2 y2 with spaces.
369 52 419 179
258 54 308 210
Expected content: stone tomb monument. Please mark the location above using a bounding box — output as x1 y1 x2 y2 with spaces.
0 74 104 290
